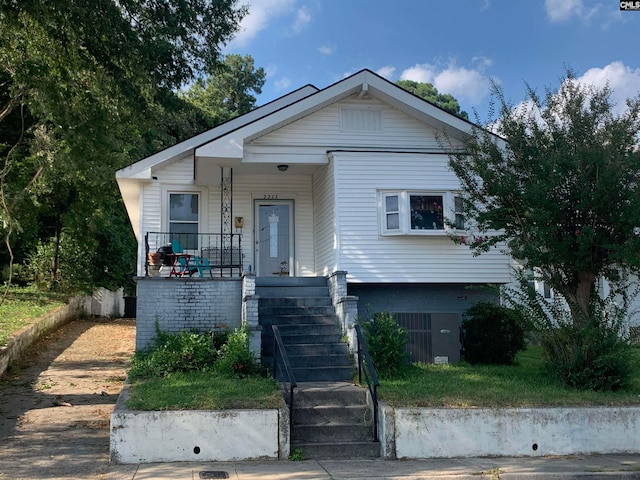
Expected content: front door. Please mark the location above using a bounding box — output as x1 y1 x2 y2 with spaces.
255 201 294 276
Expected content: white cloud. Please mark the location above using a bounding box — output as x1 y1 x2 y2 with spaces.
500 61 640 132
291 6 311 34
318 44 334 55
376 65 396 79
545 0 583 22
575 61 640 113
400 61 493 105
228 0 296 48
274 76 292 91
544 0 600 23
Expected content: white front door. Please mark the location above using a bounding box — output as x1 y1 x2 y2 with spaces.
255 200 294 276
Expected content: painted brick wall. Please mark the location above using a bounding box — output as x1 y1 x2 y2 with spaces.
135 278 242 350
348 283 499 319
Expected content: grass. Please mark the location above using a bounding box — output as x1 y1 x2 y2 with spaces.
378 346 640 408
0 285 67 346
126 372 284 411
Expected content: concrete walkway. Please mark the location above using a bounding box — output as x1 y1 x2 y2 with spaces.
102 454 640 479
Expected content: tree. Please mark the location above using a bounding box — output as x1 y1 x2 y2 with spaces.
396 80 469 120
448 72 640 328
183 54 266 126
448 72 640 390
0 0 247 293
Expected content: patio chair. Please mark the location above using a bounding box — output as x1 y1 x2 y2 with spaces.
171 240 184 254
195 257 214 278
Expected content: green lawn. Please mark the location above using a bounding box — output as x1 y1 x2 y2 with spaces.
126 372 284 410
378 346 640 408
0 286 67 346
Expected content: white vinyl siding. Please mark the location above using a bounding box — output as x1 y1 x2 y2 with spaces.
332 151 512 284
251 97 442 150
216 173 316 276
312 162 337 275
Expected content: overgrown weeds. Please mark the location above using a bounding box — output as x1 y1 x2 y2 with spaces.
127 324 280 411
0 285 66 345
378 346 640 408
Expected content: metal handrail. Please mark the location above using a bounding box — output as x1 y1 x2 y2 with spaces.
355 324 380 443
272 325 297 421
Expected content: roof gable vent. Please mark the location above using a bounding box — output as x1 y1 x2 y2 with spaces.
341 107 383 132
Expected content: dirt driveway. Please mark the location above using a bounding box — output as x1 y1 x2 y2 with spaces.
0 318 137 480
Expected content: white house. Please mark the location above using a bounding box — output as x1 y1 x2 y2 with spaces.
116 69 513 359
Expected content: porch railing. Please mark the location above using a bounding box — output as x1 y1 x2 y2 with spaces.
144 231 243 278
272 325 297 422
355 323 380 443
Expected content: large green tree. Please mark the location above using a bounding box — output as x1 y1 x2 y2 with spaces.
448 72 640 328
0 0 246 292
396 79 469 120
183 54 266 126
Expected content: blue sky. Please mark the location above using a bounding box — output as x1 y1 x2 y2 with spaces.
223 0 640 120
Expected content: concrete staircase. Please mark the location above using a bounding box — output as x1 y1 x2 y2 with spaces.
256 277 380 459
290 382 380 459
257 277 354 382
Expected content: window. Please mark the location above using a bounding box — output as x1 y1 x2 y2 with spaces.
454 195 465 230
385 195 400 230
380 191 465 235
410 194 444 230
169 193 199 249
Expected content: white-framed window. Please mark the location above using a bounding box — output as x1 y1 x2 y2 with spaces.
379 191 465 235
169 192 199 249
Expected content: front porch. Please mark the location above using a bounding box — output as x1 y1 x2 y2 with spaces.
144 231 244 278
133 271 358 356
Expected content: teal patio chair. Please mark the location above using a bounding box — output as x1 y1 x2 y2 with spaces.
195 257 214 278
169 240 198 277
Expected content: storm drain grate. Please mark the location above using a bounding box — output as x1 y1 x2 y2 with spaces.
199 472 229 479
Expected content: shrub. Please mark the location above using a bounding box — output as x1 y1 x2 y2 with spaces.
214 326 257 378
540 316 632 392
129 327 217 378
360 311 408 377
500 270 634 391
462 302 525 365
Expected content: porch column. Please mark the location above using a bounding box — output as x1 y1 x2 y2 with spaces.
327 271 359 353
241 272 262 363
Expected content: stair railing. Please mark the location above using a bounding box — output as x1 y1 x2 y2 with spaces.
272 325 297 421
354 324 380 443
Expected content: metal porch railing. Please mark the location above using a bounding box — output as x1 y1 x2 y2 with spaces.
144 232 243 278
355 323 380 443
272 325 297 422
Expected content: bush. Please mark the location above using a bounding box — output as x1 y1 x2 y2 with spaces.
214 326 257 378
360 311 408 377
129 327 217 378
541 319 632 391
462 302 525 365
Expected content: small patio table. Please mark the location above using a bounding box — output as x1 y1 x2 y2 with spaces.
169 253 193 277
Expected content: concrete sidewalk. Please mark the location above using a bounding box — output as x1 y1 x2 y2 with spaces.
103 454 640 479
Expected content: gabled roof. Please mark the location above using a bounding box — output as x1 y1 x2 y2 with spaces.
115 83 319 180
194 69 475 160
117 69 479 179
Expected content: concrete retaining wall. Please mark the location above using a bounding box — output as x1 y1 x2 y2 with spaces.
0 297 86 378
110 383 287 463
382 405 640 459
135 277 242 350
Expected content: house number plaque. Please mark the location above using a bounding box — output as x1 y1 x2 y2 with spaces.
263 194 278 199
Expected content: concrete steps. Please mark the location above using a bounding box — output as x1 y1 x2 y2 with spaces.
257 277 355 383
290 382 380 460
